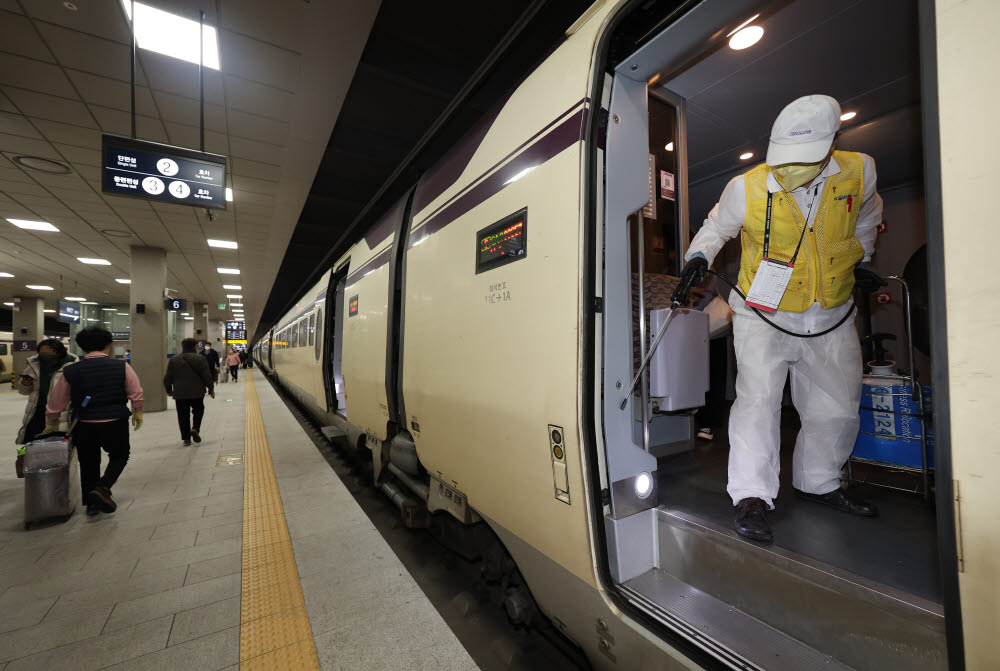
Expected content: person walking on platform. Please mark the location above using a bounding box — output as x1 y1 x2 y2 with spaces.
239 349 248 369
226 347 240 382
679 95 886 543
201 342 220 384
16 339 76 445
44 327 144 516
164 338 215 446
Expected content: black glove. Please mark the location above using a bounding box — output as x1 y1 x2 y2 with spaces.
672 256 709 305
854 266 887 293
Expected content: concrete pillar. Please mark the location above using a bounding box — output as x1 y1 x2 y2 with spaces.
11 296 44 378
130 246 167 412
194 303 209 346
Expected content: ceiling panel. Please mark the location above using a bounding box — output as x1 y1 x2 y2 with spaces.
23 0 132 43
0 11 55 63
0 53 77 98
4 88 98 128
0 111 43 140
152 89 226 131
67 70 157 115
224 76 291 121
36 23 137 83
219 30 300 91
32 119 102 149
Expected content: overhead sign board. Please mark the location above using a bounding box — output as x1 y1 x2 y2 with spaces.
166 299 186 311
111 331 131 340
101 134 227 210
217 303 226 310
57 301 80 324
225 321 244 330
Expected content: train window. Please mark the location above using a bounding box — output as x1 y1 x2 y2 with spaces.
308 314 315 347
0 343 6 355
291 323 298 348
314 308 322 361
297 319 305 347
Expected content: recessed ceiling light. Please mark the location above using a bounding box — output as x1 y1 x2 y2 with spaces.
739 152 754 160
86 318 98 322
184 316 194 320
64 296 86 301
116 278 131 284
226 294 242 299
26 285 53 290
840 111 857 121
13 155 71 174
181 312 189 316
78 258 111 265
81 301 98 305
0 272 13 278
7 219 59 232
103 307 117 311
120 1 221 69
3 302 13 306
217 268 240 275
729 25 764 50
231 303 244 307
207 239 237 249
222 284 241 290
116 312 129 316
225 187 233 202
43 309 55 313
665 142 674 151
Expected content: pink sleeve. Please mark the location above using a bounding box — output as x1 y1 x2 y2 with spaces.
45 376 71 425
125 363 145 413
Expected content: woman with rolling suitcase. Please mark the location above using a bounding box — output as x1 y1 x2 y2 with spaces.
16 339 76 445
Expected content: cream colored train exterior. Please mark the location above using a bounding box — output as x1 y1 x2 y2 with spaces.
256 0 995 668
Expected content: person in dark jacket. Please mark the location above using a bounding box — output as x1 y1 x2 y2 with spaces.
164 338 215 446
45 327 144 516
239 350 248 369
201 342 221 383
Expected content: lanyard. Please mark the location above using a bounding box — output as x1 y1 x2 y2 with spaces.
762 191 809 266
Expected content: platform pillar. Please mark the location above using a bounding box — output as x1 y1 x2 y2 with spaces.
130 246 168 412
194 303 209 347
11 296 44 379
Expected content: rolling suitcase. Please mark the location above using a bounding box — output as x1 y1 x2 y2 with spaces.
23 434 79 529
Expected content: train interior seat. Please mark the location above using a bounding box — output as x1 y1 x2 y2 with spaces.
605 0 945 667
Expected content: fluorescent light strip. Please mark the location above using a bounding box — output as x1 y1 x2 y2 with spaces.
7 218 59 232
26 285 53 290
225 187 233 201
116 278 131 284
0 272 14 278
207 239 237 249
43 309 55 313
64 296 86 301
78 258 111 265
226 294 242 299
222 285 241 290
120 1 220 69
217 268 240 275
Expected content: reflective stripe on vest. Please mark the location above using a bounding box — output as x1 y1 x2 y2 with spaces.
738 150 865 313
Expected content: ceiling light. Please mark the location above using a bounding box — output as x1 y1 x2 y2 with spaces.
225 187 233 202
181 312 189 316
729 25 764 50
116 312 128 316
840 111 857 121
504 166 537 185
727 14 761 37
116 279 131 284
7 219 59 232
26 285 53 290
103 307 117 311
739 152 754 160
664 142 674 151
635 472 653 498
184 316 194 320
43 309 55 314
226 294 242 299
3 302 13 306
120 1 220 70
86 318 98 322
222 285 241 290
64 296 86 301
217 268 240 275
0 272 13 277
231 303 243 307
81 301 98 305
13 155 71 174
207 239 237 249
78 258 111 265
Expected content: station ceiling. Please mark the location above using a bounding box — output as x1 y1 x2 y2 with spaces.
0 0 378 335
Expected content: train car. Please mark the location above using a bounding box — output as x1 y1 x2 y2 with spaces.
0 331 13 383
255 0 992 668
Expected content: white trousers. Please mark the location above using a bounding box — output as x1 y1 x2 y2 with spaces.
727 311 862 507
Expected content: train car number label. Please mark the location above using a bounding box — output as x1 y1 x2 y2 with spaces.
485 280 512 304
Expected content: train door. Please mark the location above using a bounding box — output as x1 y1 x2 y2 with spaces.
593 1 954 669
322 263 348 415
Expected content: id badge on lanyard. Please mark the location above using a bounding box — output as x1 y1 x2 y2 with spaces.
744 192 807 313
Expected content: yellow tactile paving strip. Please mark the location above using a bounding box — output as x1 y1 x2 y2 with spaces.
240 371 321 669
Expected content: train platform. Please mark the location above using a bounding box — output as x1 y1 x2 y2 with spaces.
0 372 478 671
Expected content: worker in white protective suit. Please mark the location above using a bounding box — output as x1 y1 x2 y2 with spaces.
678 95 886 543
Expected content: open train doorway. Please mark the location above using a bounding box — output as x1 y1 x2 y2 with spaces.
596 0 948 668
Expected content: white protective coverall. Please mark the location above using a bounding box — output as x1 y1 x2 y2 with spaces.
686 154 883 507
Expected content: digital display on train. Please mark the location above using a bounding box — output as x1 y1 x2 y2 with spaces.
476 208 527 274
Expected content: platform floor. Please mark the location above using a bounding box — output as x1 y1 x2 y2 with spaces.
0 372 478 670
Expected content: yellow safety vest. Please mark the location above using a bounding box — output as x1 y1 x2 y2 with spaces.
737 151 866 313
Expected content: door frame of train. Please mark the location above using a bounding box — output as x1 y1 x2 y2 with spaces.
324 262 350 414
385 186 416 433
916 0 964 667
581 0 964 667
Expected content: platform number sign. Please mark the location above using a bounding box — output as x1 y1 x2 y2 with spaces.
166 299 185 311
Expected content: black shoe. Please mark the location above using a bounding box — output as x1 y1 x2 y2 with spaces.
86 503 100 516
795 487 878 517
88 486 117 514
183 439 192 446
734 497 773 542
191 430 201 444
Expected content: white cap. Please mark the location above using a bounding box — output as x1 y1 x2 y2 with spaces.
766 95 841 166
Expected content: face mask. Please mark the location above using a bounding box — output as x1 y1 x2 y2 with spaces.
38 353 59 364
772 161 825 191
